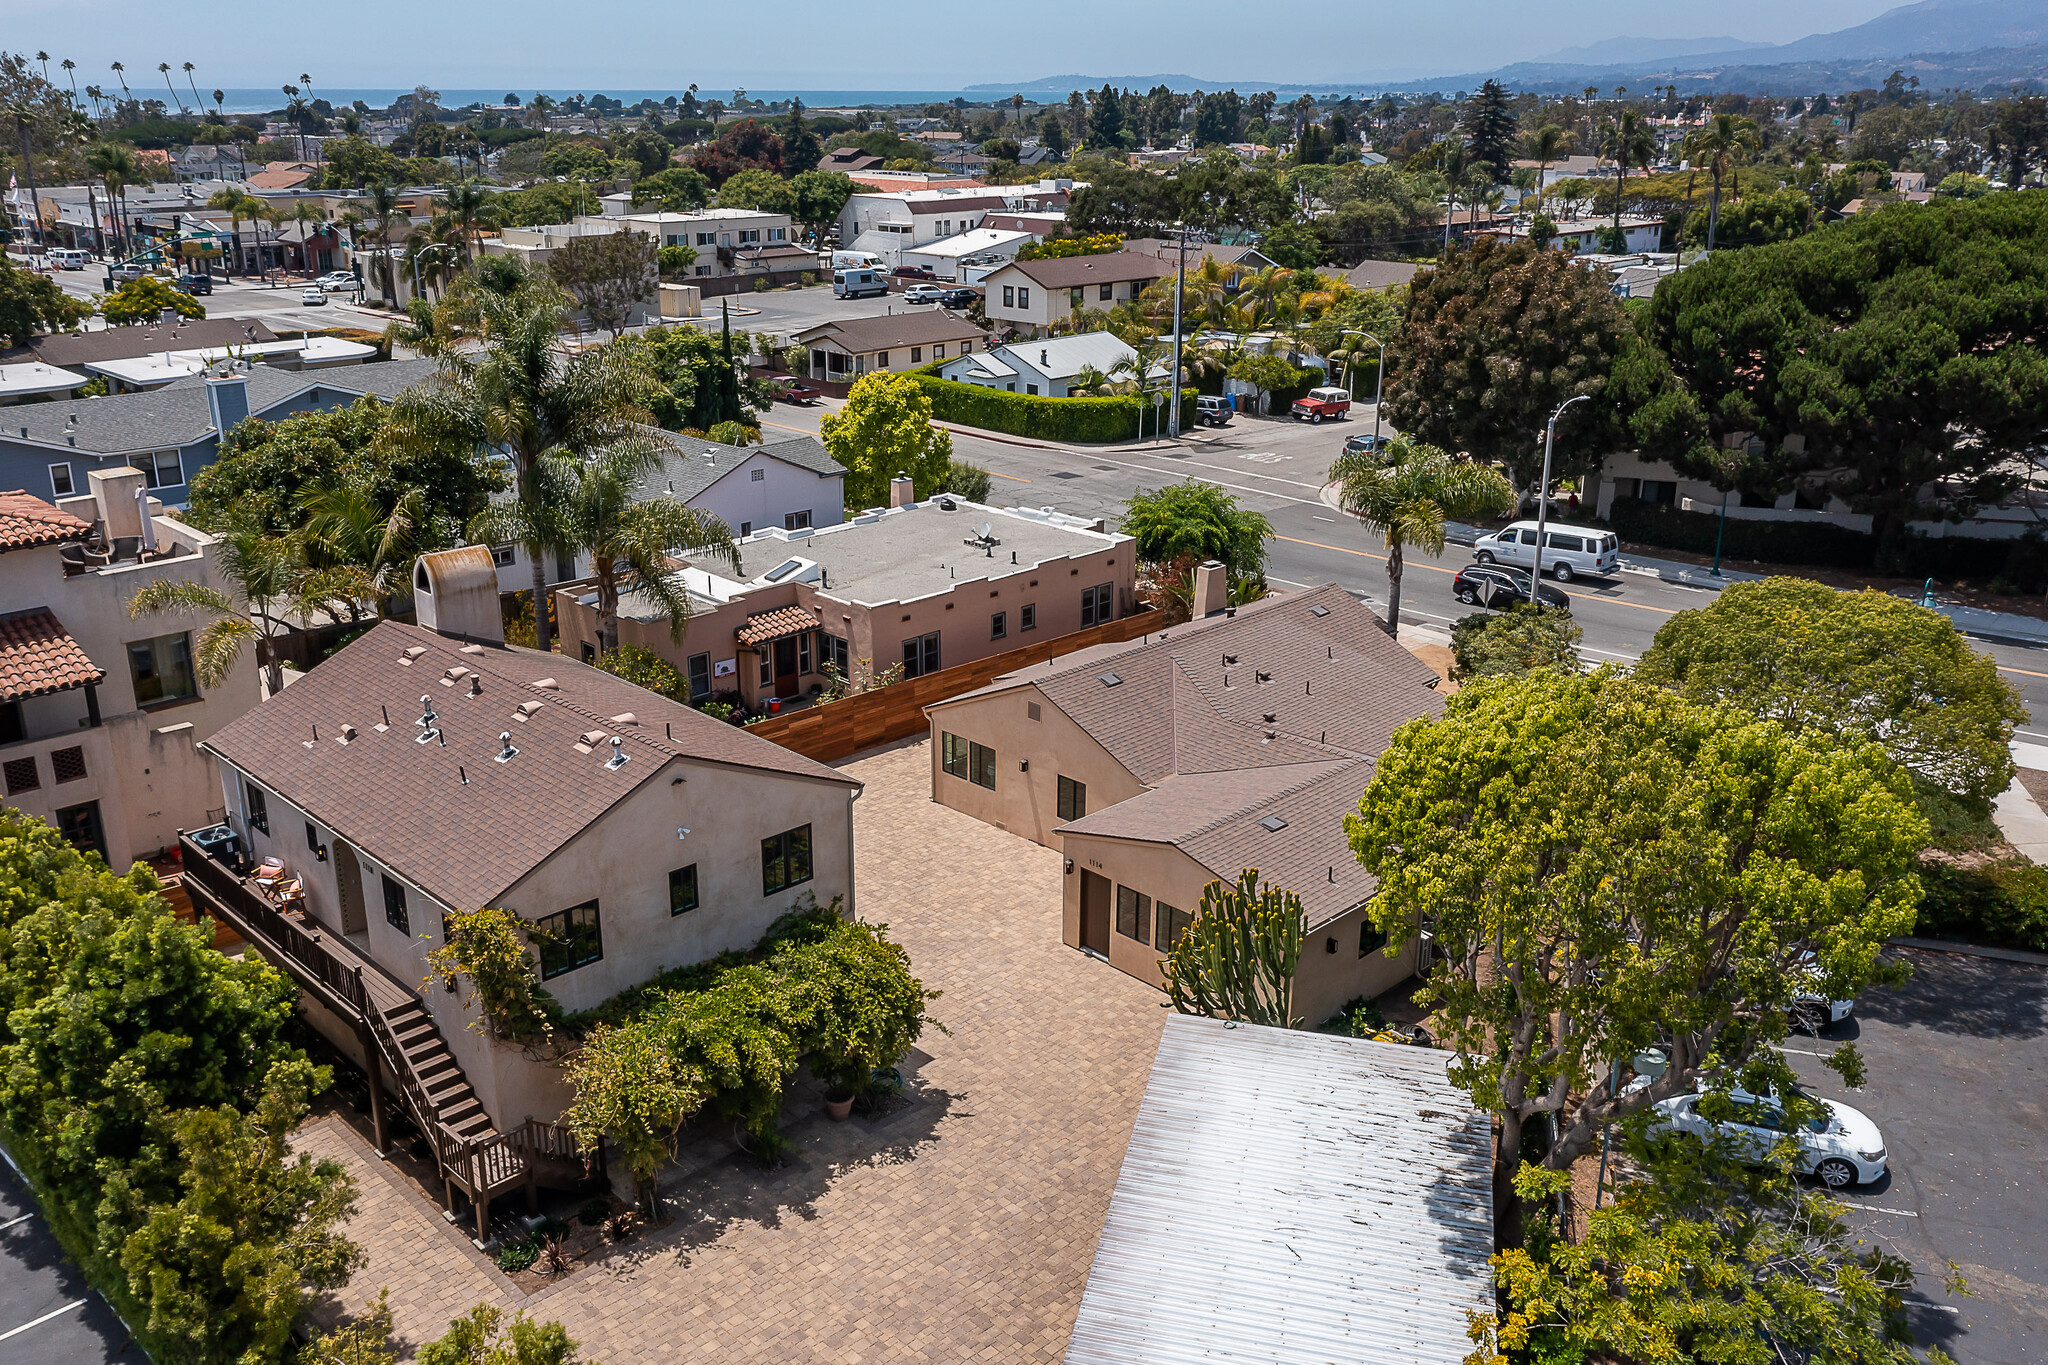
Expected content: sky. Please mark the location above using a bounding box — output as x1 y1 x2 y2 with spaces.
10 0 1902 91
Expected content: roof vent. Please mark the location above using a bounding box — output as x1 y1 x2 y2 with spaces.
1262 712 1276 724
514 700 543 720
1259 815 1288 832
1308 604 1331 617
460 642 486 655
1223 653 1238 666
532 677 559 690
1255 670 1272 684
605 735 628 770
337 723 358 744
468 675 483 697
416 695 437 727
441 665 471 685
576 728 607 750
1098 672 1122 687
400 646 428 664
495 731 520 763
609 712 638 726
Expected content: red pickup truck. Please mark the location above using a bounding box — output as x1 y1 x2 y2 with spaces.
1290 386 1353 423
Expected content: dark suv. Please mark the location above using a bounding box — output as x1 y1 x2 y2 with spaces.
174 272 212 295
939 287 979 309
1194 394 1234 428
1452 564 1570 612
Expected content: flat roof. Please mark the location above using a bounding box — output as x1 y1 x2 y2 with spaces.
1066 1014 1494 1365
0 362 89 399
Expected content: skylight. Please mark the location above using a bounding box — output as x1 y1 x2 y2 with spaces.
1098 672 1122 687
763 558 806 583
1259 815 1289 832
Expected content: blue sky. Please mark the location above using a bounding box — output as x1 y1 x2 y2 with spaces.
15 1 1900 91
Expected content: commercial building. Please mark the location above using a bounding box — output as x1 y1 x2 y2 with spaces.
556 489 1136 711
0 477 259 871
488 207 797 285
923 578 1444 1025
833 182 1072 269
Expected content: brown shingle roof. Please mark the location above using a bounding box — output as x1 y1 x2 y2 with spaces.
31 318 280 368
0 608 104 701
736 605 821 646
201 620 857 913
996 252 1166 291
793 311 986 356
0 492 93 553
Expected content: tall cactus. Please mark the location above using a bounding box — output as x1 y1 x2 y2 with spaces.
1162 869 1305 1028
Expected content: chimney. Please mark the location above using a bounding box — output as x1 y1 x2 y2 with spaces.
89 466 148 542
1194 559 1228 619
413 546 505 644
888 472 916 508
205 374 250 436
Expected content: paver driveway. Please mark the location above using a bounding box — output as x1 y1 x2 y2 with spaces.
299 736 1167 1361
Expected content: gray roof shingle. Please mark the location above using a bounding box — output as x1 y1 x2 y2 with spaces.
638 428 844 505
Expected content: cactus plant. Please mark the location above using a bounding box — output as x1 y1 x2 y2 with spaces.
1162 869 1305 1028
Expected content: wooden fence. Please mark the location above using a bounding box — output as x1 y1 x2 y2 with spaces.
743 610 1162 763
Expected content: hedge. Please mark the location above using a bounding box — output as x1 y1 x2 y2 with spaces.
1915 860 2048 953
1606 498 2048 592
909 374 1196 444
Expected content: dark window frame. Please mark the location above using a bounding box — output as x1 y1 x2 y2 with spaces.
1057 775 1086 822
245 780 268 834
1116 884 1152 942
381 873 409 934
128 630 198 708
990 610 1006 640
1020 602 1036 632
1080 582 1114 627
536 900 603 979
1155 902 1192 952
761 824 814 896
670 864 699 915
1360 919 1388 958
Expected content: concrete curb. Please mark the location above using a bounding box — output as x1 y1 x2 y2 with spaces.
1888 936 2048 967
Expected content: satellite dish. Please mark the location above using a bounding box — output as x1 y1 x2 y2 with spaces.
979 521 993 538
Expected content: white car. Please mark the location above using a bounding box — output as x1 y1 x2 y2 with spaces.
902 284 945 305
1650 1087 1888 1189
300 286 327 306
316 271 359 292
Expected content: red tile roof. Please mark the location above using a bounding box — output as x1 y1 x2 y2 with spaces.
0 609 104 701
736 604 821 647
0 492 93 554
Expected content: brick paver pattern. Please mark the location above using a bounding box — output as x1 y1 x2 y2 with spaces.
299 735 1166 1361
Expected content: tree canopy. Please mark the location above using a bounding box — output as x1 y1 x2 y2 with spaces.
1118 480 1273 579
0 254 90 343
547 227 658 338
819 372 954 511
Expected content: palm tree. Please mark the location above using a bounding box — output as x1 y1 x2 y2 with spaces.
60 59 76 102
212 89 226 120
207 188 263 276
1601 109 1656 239
1520 125 1569 213
35 52 49 81
84 85 104 124
127 533 308 696
158 63 185 114
437 180 490 267
283 86 308 160
1683 113 1760 251
298 484 438 618
1332 438 1515 634
383 283 659 649
363 181 406 305
182 63 202 113
471 438 738 656
110 62 131 105
87 141 140 256
528 94 556 132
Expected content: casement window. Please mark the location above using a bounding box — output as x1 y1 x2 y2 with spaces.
1020 603 1036 632
381 874 409 934
1155 902 1192 952
1002 286 1015 307
798 631 814 674
536 900 603 977
902 631 940 678
990 611 1006 640
48 463 73 498
1057 775 1086 821
244 780 269 834
670 864 699 915
823 634 849 677
761 824 813 895
128 632 197 705
1080 582 1114 626
1116 885 1151 942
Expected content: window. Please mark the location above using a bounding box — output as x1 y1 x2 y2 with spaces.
798 631 813 675
244 780 268 834
695 265 711 277
1026 384 1038 396
48 463 73 498
1518 529 1538 545
751 468 766 482
739 520 752 536
960 339 971 353
491 543 517 568
1155 902 1192 952
1017 287 1029 309
761 825 813 895
688 652 712 700
1360 920 1388 957
3 757 38 796
942 731 968 779
782 508 812 532
669 864 699 915
128 632 197 706
140 449 184 489
1002 286 1015 307
876 351 889 368
536 900 603 978
934 344 946 359
910 347 922 363
1080 583 1114 627
941 733 995 789
769 227 785 242
696 232 714 246
903 631 940 679
1057 775 1085 821
1099 282 1113 301
991 611 1006 640
306 820 322 852
381 874 409 933
0 701 21 746
1547 533 1584 552
1116 885 1151 942
44 745 85 784
1071 287 1084 307
759 650 772 685
823 634 849 678
1021 602 1036 632
580 641 597 665
740 229 759 243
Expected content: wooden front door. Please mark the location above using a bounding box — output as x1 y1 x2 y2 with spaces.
332 840 368 936
1080 870 1112 954
772 637 799 699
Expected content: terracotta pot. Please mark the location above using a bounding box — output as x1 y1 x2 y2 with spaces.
825 1089 855 1121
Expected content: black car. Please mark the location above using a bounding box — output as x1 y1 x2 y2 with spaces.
939 287 979 308
174 272 212 295
1452 564 1570 611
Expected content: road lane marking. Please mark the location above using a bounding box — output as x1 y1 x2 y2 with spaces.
1270 536 1685 615
1997 664 2048 679
0 1213 32 1230
0 1300 85 1341
1834 1200 1919 1218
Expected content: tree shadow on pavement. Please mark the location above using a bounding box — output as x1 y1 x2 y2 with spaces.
1857 947 2047 1040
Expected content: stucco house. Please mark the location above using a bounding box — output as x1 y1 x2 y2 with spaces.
978 252 1165 339
936 331 1161 398
922 575 1444 1026
794 312 985 382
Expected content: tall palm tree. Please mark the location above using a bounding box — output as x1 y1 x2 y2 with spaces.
60 59 76 102
207 187 263 276
383 283 659 649
437 180 490 267
212 89 226 120
84 85 104 124
87 141 140 256
298 484 438 617
363 180 406 305
471 438 738 656
1332 438 1515 634
1520 125 1569 213
528 93 556 132
1683 113 1760 251
158 63 185 114
282 86 309 160
1601 109 1656 239
110 62 131 105
35 52 49 81
127 533 311 696
183 63 202 113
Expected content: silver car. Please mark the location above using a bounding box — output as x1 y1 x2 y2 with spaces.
1650 1087 1888 1189
902 284 945 305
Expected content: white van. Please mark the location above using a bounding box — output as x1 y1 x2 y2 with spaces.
1472 520 1619 582
49 248 91 271
833 268 888 300
830 250 886 272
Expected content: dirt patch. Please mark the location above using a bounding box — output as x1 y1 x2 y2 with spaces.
1405 641 1457 692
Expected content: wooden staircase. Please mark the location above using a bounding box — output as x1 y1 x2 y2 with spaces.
380 995 495 1148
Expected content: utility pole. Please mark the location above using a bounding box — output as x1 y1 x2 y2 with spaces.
1534 394 1592 588
1167 224 1188 439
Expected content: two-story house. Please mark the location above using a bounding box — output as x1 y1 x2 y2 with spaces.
978 253 1165 339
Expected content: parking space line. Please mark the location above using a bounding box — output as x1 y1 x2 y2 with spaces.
0 1300 85 1341
1834 1200 1919 1217
0 1212 31 1230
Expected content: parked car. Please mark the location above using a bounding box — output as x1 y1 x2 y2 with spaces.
1290 385 1353 423
300 286 327 306
903 283 945 305
940 287 979 309
110 263 146 283
777 380 821 405
174 272 212 296
1194 394 1234 428
1649 1086 1887 1189
1342 431 1392 458
49 248 91 271
833 267 888 300
890 265 937 280
1451 564 1570 611
316 270 359 292
1471 519 1619 582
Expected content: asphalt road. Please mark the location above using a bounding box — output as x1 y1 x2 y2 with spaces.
0 1155 139 1363
1786 948 2048 1365
760 400 2048 732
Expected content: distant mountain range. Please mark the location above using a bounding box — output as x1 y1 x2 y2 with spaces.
1531 36 1774 65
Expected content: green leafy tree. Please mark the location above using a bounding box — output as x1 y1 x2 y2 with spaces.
1678 185 1809 249
548 229 658 340
1630 194 2048 544
1600 108 1656 237
789 169 855 245
656 242 697 278
1633 577 2024 820
128 532 333 695
1223 352 1300 415
771 919 942 1094
1118 480 1272 582
715 167 796 215
1161 870 1305 1028
418 1305 592 1365
612 126 673 179
1449 604 1583 682
625 324 763 432
562 1017 709 1208
939 462 992 502
780 97 823 174
1384 238 1629 491
302 1290 401 1365
1331 437 1514 633
1346 670 1927 1246
1680 113 1760 251
101 274 205 324
593 644 689 699
819 372 954 511
0 253 89 343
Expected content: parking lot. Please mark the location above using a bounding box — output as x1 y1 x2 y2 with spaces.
0 1157 136 1363
1783 946 2047 1365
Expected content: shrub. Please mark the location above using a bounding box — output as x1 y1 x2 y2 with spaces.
1450 606 1584 681
425 906 563 1042
1915 859 2048 953
910 374 1196 444
494 1236 540 1273
595 644 689 700
940 462 992 502
101 275 206 325
578 1198 612 1227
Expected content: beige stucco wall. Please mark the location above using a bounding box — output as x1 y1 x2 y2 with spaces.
925 682 1144 848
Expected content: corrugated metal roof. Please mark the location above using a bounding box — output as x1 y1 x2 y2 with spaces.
1066 1014 1494 1365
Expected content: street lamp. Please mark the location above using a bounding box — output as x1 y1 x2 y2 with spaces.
1533 393 1593 588
410 243 451 303
1339 329 1385 452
